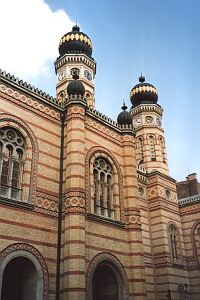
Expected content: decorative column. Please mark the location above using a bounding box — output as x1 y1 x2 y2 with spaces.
62 95 86 300
121 125 147 300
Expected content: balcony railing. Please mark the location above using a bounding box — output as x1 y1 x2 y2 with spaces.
178 194 200 206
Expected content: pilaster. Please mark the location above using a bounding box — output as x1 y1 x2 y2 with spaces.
62 97 87 300
121 127 147 300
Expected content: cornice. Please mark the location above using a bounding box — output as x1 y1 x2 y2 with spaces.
131 103 163 116
0 69 63 110
54 54 96 74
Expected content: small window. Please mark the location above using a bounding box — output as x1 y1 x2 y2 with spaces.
138 187 144 197
166 189 171 199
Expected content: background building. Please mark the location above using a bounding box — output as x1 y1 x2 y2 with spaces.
0 25 199 300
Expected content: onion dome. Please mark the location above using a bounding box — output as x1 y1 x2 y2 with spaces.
67 74 85 96
117 103 132 126
59 25 93 58
130 75 158 107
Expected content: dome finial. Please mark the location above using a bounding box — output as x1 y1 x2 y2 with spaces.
72 23 80 32
121 101 127 111
72 73 79 80
139 74 145 83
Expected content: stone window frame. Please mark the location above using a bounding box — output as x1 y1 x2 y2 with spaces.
0 113 38 204
85 146 125 223
85 252 129 300
0 243 49 300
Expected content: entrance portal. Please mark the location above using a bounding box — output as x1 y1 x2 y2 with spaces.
92 263 119 300
1 256 37 300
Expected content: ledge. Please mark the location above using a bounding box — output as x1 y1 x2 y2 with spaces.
87 213 125 227
0 196 34 210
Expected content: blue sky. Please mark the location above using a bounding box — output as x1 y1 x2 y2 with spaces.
1 0 199 182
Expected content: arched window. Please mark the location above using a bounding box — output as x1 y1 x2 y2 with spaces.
0 127 25 200
168 224 181 263
149 135 156 161
193 223 200 265
93 157 114 218
159 136 166 163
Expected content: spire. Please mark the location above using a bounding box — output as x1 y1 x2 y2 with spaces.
139 74 145 83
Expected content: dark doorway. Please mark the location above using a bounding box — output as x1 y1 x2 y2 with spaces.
1 256 38 300
92 263 119 300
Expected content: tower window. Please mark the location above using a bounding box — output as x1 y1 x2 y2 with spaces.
159 136 166 163
149 135 156 161
137 136 144 164
0 127 25 200
93 157 114 219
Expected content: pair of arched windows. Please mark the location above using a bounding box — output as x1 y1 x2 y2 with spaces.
0 127 25 200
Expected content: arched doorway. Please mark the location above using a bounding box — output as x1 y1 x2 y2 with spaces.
92 262 119 300
0 244 48 300
1 256 37 300
86 253 129 300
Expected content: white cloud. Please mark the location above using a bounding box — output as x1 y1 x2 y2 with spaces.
0 0 73 78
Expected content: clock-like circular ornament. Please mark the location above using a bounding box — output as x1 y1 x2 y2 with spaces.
145 116 153 123
135 117 142 127
58 69 66 81
156 117 162 126
84 69 92 81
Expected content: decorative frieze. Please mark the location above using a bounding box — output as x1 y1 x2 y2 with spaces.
0 84 60 121
63 190 85 214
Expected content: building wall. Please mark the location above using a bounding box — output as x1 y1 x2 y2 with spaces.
0 72 200 300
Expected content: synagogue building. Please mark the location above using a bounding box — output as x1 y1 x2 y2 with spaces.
0 25 199 300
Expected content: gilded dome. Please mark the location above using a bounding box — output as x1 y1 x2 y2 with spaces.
59 25 93 58
130 75 158 107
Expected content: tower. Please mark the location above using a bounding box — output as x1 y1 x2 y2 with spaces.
130 75 169 175
54 25 96 107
